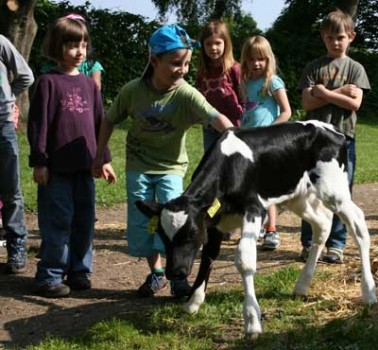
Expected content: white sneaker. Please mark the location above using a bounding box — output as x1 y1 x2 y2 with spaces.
262 231 280 250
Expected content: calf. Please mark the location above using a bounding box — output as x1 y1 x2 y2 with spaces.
136 121 376 336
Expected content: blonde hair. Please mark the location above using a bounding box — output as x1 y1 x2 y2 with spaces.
240 35 276 97
321 10 355 35
42 16 89 62
197 20 235 78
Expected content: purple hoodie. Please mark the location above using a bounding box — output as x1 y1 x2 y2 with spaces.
28 70 110 174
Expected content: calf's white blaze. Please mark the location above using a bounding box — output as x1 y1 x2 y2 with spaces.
220 131 254 161
161 208 188 241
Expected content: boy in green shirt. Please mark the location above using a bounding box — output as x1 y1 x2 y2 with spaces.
94 24 233 297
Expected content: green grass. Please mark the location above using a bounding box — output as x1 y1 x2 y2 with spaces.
354 120 378 183
23 267 378 350
18 119 378 212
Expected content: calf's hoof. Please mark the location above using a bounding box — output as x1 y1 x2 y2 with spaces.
183 301 200 314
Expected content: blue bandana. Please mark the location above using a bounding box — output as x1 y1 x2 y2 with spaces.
148 24 200 55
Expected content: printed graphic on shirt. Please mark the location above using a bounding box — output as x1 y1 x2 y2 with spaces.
322 66 348 87
243 100 259 126
245 100 259 113
201 76 232 98
138 101 175 133
61 87 90 114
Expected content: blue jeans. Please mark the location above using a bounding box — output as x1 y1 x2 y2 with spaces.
301 138 355 250
126 171 183 257
35 171 95 287
0 122 27 247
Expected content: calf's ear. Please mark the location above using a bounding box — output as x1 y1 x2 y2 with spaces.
135 200 163 218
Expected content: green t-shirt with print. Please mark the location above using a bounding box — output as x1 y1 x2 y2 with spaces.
107 78 219 176
298 56 370 138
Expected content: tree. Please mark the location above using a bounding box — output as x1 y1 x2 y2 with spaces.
338 0 359 18
354 0 378 51
267 0 378 116
0 0 37 119
151 0 242 24
30 1 159 105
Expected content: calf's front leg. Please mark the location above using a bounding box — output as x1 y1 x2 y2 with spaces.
184 227 223 314
235 214 262 336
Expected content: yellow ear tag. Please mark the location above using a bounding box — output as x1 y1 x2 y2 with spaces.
148 216 159 234
207 198 221 218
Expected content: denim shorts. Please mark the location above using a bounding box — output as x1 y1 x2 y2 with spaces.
126 171 183 257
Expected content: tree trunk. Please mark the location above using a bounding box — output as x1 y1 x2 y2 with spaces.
337 0 359 19
0 0 38 121
211 0 227 19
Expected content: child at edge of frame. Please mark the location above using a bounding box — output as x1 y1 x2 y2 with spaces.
298 9 370 264
0 34 33 274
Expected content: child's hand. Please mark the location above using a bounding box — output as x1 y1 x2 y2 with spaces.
33 166 49 186
100 163 116 184
91 156 104 178
340 84 358 98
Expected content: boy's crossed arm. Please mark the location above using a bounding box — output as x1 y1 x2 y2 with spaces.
302 83 363 112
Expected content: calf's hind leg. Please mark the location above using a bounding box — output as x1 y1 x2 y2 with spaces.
290 196 333 297
337 200 377 304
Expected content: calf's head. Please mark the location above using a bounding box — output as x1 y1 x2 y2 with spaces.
135 197 204 280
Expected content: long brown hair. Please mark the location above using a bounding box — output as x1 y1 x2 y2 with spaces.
197 20 235 78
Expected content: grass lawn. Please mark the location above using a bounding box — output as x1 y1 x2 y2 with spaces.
24 267 378 350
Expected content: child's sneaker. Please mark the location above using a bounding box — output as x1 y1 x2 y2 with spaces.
262 231 280 250
67 276 92 290
137 273 167 297
5 238 27 274
36 282 71 298
170 278 192 298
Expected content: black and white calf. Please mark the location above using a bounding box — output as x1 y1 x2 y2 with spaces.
136 121 377 336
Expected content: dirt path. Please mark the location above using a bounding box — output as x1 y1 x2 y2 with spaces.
0 184 377 349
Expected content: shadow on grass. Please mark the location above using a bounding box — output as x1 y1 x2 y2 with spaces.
1 276 173 349
2 278 378 350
